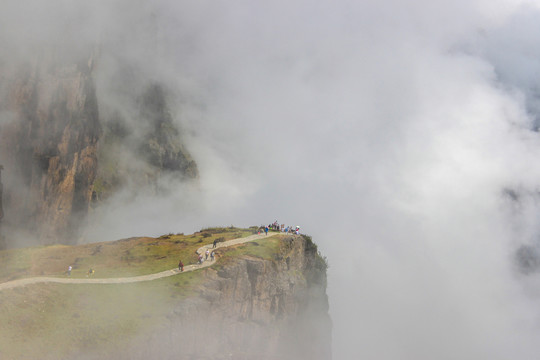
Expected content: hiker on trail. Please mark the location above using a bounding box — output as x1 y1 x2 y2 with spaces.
213 239 218 248
67 265 72 276
264 226 269 235
87 268 94 277
205 249 210 260
210 251 215 261
198 254 203 264
178 260 184 272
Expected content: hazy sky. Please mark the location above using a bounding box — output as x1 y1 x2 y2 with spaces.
4 0 540 358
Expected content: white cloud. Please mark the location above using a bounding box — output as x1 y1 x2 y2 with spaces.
5 0 540 358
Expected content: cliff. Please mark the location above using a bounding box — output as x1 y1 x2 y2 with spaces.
0 232 331 360
118 235 331 360
93 83 198 202
0 53 198 246
0 54 101 245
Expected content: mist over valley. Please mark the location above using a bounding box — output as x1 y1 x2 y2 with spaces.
2 0 540 359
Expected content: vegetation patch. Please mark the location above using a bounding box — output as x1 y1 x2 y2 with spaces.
0 228 292 359
302 234 329 271
0 228 253 282
0 273 203 359
217 236 282 265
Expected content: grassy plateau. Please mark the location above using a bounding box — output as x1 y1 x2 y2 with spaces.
0 227 286 359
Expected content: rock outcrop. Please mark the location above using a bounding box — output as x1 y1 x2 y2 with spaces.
0 54 198 246
92 83 198 202
138 84 198 179
0 54 100 245
117 235 331 360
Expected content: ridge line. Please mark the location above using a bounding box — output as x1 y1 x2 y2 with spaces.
0 232 281 291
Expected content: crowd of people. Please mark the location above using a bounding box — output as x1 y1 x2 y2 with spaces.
260 221 301 235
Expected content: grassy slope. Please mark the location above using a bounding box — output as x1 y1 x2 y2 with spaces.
0 228 285 359
0 227 253 281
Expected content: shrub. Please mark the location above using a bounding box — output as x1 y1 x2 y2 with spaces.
301 234 318 253
200 227 227 234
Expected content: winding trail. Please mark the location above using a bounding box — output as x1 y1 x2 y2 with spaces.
0 232 281 291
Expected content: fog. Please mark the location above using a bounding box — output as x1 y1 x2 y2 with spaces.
4 0 540 358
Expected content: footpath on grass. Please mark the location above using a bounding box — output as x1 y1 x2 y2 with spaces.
0 232 280 291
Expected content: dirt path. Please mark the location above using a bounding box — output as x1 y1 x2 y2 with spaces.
0 232 281 291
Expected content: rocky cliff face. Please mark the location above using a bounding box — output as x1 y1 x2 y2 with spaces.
116 235 331 360
0 54 198 246
138 84 198 179
0 55 101 245
92 83 198 202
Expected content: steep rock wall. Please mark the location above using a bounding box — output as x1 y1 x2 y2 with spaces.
138 84 198 179
115 235 331 360
93 83 198 202
0 55 199 246
0 55 100 245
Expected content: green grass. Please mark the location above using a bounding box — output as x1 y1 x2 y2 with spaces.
0 272 205 359
217 237 282 264
0 228 252 282
0 227 288 359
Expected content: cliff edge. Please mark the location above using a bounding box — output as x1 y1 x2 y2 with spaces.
0 232 331 360
128 235 331 360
